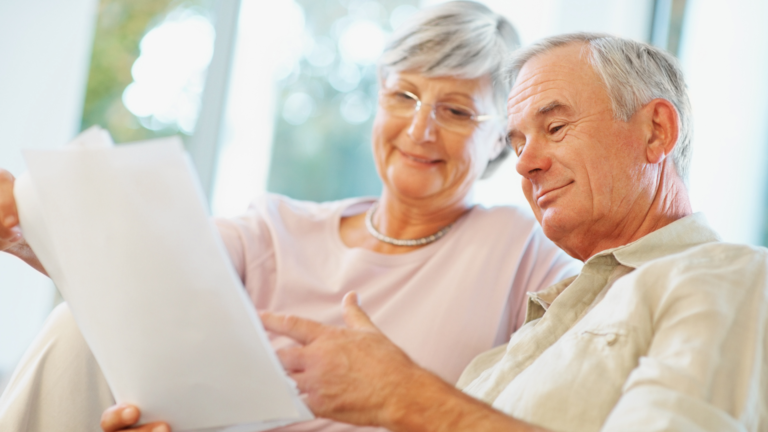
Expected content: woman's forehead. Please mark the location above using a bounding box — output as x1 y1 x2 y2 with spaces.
384 72 494 101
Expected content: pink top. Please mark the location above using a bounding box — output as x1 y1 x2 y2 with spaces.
215 194 580 432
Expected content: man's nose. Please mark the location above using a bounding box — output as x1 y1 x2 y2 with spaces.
515 136 552 178
407 107 437 144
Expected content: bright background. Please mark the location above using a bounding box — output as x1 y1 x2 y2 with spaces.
1 0 767 390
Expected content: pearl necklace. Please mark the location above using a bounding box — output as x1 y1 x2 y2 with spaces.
365 202 454 247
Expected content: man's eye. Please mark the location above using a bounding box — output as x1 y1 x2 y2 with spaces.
549 124 565 134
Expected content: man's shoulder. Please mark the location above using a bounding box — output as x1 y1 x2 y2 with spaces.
646 241 768 272
631 241 768 297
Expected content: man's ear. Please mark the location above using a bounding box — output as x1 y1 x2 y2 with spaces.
644 98 680 164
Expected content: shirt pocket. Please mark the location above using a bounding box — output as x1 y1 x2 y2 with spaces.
572 323 642 385
579 326 625 347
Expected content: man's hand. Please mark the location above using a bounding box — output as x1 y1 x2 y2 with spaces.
262 293 546 432
0 169 22 251
100 403 170 432
261 292 430 427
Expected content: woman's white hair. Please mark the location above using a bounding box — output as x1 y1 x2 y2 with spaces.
377 1 520 177
505 33 693 181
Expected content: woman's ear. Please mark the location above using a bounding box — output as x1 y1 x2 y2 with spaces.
644 98 679 165
489 128 506 161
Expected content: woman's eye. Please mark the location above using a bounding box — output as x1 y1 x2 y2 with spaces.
395 92 413 100
451 108 472 117
440 105 473 120
549 124 565 134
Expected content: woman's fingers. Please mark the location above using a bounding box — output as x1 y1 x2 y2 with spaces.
101 404 139 431
0 169 21 249
100 403 171 432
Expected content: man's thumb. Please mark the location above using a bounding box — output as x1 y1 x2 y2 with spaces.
342 292 377 331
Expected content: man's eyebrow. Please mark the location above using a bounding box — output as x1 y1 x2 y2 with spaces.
537 100 572 115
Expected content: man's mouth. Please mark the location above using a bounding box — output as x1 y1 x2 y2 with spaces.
536 181 574 204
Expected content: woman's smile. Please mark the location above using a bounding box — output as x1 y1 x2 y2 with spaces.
395 147 444 168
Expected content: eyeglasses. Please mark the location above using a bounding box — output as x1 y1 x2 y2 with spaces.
378 89 496 135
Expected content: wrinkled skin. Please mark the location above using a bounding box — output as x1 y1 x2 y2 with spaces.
105 43 691 432
508 43 690 260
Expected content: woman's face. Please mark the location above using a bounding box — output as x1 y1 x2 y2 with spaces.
372 72 503 206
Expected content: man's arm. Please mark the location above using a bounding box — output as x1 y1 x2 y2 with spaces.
260 293 549 432
600 246 767 431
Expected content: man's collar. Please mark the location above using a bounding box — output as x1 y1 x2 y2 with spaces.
587 212 721 269
523 213 720 326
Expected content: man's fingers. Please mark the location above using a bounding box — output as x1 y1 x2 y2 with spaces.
287 370 314 397
342 292 377 331
260 311 325 345
276 346 305 372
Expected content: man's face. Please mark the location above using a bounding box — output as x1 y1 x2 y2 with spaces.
508 44 654 258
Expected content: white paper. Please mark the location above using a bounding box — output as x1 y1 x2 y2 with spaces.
14 128 312 431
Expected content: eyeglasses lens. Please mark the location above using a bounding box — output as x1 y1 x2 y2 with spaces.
380 91 479 135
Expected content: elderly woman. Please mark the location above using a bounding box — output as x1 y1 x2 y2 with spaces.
0 2 578 432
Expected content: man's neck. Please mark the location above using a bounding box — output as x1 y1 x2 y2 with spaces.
567 164 693 261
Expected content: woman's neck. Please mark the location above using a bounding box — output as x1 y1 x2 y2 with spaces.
338 191 473 254
374 191 472 241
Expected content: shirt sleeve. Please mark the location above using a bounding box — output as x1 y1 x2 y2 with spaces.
506 227 582 332
601 245 768 432
213 196 278 307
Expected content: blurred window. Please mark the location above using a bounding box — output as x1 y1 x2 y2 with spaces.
81 0 215 143
211 0 418 215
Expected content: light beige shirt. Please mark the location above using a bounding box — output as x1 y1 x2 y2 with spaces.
458 213 768 432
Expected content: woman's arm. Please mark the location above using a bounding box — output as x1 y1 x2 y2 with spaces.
0 168 47 276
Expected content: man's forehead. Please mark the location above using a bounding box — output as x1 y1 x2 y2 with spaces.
506 44 604 119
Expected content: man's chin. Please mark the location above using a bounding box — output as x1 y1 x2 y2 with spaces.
539 209 577 244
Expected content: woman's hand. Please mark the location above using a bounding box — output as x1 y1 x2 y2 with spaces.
0 168 48 275
0 168 22 251
100 403 170 432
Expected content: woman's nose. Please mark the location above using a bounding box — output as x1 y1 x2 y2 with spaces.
407 107 437 144
515 136 552 179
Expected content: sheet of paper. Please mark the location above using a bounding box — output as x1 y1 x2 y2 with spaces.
14 128 312 432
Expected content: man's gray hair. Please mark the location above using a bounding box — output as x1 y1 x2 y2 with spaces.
506 33 693 180
377 1 520 177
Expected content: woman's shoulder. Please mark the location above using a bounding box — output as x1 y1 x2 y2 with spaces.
254 193 371 222
464 204 540 235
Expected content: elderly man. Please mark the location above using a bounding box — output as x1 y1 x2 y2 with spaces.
103 33 768 432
